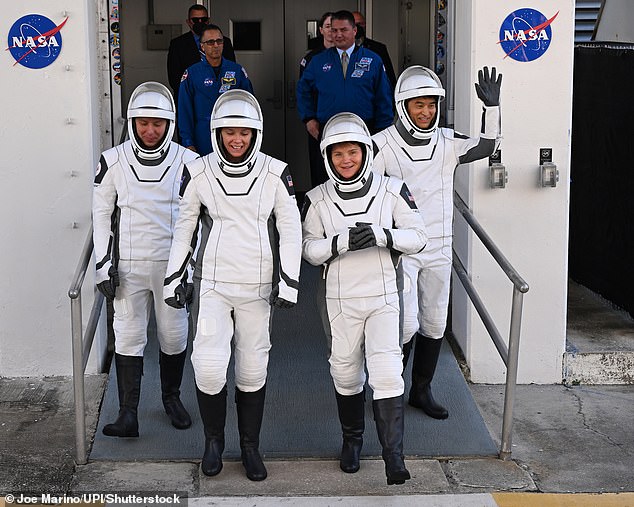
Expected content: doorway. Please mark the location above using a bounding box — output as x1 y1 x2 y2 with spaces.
211 0 358 191
111 0 433 190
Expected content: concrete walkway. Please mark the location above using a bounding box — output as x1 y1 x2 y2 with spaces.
1 376 633 504
2 280 633 504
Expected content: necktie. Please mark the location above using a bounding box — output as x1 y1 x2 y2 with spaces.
341 51 349 79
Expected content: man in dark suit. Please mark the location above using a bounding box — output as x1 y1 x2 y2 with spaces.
167 4 236 106
352 11 397 92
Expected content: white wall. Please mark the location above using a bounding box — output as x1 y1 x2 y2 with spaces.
451 0 575 383
0 3 103 376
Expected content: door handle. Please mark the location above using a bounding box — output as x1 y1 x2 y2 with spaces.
266 80 283 109
287 80 296 109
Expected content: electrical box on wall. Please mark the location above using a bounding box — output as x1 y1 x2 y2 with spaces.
539 148 559 188
489 149 507 189
146 24 181 50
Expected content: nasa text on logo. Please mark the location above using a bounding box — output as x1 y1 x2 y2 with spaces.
499 9 559 62
7 14 68 69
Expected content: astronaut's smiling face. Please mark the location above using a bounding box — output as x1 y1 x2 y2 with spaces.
406 96 438 130
134 118 168 148
330 141 363 181
221 127 253 162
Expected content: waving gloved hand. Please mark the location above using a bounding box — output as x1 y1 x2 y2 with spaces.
348 223 377 251
269 286 295 309
165 281 193 310
97 265 119 301
474 66 502 107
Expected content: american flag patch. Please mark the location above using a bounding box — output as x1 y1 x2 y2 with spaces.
180 70 188 82
400 183 417 209
286 174 294 187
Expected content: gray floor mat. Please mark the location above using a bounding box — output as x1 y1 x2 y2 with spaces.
90 262 497 461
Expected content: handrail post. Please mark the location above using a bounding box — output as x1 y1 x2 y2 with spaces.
453 192 529 460
499 286 525 459
71 293 87 465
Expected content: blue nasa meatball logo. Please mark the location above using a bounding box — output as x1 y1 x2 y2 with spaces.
499 9 559 62
7 14 67 69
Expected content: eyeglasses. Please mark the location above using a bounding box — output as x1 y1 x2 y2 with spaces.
201 38 224 46
190 16 209 23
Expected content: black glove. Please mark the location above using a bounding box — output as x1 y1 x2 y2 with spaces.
474 66 502 107
271 296 295 309
269 286 296 309
165 282 193 310
348 224 377 251
96 265 119 301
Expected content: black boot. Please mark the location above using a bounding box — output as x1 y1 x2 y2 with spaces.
402 339 413 370
335 391 364 473
236 386 268 481
159 350 192 429
409 334 449 419
196 386 226 476
373 396 411 485
103 354 143 437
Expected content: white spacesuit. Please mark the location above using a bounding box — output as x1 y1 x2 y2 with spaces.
164 89 302 482
92 81 198 438
372 65 502 419
302 112 427 485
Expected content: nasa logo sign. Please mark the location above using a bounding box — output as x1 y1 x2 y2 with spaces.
499 9 559 62
7 14 68 69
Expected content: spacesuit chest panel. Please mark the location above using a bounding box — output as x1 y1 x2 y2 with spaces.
383 129 456 239
390 127 439 163
196 154 276 284
316 176 400 298
323 175 384 223
113 143 185 261
121 142 180 182
208 155 265 197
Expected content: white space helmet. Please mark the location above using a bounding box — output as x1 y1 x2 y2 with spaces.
395 65 445 140
210 89 263 173
127 82 175 160
320 112 372 193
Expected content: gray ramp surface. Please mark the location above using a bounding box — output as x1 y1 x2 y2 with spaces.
91 262 497 460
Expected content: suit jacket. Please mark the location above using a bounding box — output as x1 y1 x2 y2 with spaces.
167 31 236 103
359 37 397 91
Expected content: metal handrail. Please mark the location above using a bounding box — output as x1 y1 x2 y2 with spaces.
452 191 529 460
69 122 127 465
68 225 104 465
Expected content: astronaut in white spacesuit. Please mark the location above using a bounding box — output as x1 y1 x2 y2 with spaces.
93 82 198 438
302 112 427 485
372 65 502 420
164 89 302 482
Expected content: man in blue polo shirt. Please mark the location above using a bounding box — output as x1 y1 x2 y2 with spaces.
178 24 252 155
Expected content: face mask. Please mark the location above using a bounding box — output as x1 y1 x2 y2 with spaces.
192 22 207 37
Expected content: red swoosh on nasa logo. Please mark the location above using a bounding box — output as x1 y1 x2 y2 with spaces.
9 17 68 66
498 11 559 59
